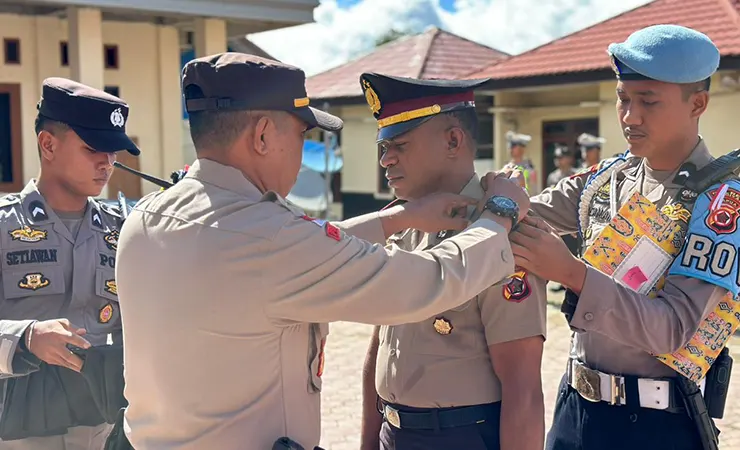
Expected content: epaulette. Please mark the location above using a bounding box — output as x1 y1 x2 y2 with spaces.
685 148 740 193
0 194 20 209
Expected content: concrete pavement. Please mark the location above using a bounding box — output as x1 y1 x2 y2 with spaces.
319 303 740 449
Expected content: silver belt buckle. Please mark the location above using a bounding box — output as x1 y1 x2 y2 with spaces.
384 405 401 429
573 362 602 403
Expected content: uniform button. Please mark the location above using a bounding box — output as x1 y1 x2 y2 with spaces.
389 349 396 357
629 413 638 423
501 249 512 263
584 312 594 321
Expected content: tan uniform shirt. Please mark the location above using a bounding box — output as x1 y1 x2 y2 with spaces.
532 140 730 378
376 174 548 408
116 159 518 450
0 180 121 450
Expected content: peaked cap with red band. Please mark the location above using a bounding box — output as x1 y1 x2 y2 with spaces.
359 72 489 142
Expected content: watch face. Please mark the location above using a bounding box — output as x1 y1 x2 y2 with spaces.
493 196 516 210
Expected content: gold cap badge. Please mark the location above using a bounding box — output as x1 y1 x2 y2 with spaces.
433 317 453 335
362 79 381 115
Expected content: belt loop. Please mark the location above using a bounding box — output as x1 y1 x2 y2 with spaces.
624 376 640 413
430 409 441 433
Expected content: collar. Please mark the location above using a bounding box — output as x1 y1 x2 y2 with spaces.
458 173 484 221
185 158 264 201
621 138 712 187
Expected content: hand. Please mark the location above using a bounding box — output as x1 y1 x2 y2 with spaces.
25 319 91 372
397 192 478 233
478 170 530 222
510 216 587 291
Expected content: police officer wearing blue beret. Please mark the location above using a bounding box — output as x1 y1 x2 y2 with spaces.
0 77 139 449
497 24 738 449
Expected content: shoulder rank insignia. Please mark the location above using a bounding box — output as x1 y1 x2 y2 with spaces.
27 200 48 222
18 273 50 291
9 226 47 243
99 303 114 323
433 317 453 335
503 270 531 303
104 280 117 296
104 230 119 251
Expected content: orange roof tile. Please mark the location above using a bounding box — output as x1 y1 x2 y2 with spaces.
468 0 740 81
307 27 509 100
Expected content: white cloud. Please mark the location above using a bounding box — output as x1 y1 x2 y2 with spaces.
248 0 653 77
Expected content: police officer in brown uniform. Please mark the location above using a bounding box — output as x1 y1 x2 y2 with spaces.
115 53 531 450
506 25 735 449
356 73 547 450
0 78 139 449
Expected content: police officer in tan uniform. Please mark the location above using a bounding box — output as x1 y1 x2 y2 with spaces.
505 25 734 449
354 73 547 450
115 53 531 450
0 78 139 449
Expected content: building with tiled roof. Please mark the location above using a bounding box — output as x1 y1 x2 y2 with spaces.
306 27 508 219
473 0 740 190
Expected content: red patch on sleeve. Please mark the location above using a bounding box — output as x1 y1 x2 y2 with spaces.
325 223 341 241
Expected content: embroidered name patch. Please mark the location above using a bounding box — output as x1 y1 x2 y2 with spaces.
669 180 740 297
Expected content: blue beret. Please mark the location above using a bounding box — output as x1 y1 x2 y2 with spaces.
607 24 720 84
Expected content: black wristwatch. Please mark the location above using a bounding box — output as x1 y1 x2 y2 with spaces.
483 195 519 229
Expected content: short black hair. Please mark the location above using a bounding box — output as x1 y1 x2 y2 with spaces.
443 109 479 149
184 84 256 152
681 77 711 101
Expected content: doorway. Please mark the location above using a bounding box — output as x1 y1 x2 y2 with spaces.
0 84 23 193
541 118 599 183
107 138 142 200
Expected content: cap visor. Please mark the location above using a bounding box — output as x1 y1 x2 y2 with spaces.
377 116 434 142
293 107 343 132
71 126 141 156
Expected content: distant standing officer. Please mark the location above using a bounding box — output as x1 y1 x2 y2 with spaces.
546 145 577 187
0 78 139 449
115 53 530 450
506 25 735 449
357 73 547 450
505 131 537 192
577 132 606 169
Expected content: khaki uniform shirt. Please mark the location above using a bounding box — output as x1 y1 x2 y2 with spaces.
376 174 548 408
532 140 730 378
0 180 121 450
116 159 518 450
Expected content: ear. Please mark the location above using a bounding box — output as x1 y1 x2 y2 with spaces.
446 127 465 157
37 130 56 162
690 91 709 118
251 115 272 156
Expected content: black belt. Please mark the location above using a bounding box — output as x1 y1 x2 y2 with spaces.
379 400 500 430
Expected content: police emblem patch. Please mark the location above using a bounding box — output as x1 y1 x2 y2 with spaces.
9 226 47 243
705 185 740 235
433 317 453 335
104 280 117 296
99 303 113 323
18 273 50 291
503 270 531 303
104 230 119 251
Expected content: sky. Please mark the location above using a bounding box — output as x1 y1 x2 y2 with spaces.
248 0 653 77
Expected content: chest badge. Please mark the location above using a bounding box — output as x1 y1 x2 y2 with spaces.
18 273 50 291
9 226 47 243
104 230 119 251
104 280 117 296
99 303 114 323
661 203 691 223
433 317 453 335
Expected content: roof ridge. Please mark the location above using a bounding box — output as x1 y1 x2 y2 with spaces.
416 27 442 78
433 27 511 56
473 0 661 75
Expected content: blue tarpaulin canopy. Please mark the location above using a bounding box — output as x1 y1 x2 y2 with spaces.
302 139 342 173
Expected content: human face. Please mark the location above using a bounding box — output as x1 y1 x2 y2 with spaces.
616 80 699 161
378 118 451 201
44 129 117 197
584 148 601 167
510 144 525 161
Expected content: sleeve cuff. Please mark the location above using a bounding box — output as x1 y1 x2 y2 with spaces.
569 266 611 331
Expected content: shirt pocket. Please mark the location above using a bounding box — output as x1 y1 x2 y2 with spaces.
3 265 66 300
409 306 486 357
83 268 120 336
307 323 328 394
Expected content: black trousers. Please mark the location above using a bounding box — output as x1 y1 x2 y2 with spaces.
379 402 501 450
546 375 715 450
